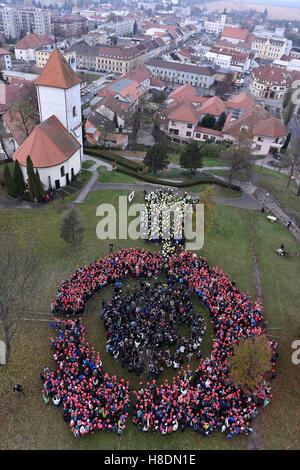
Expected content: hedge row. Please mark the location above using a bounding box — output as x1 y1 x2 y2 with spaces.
84 147 241 192
84 147 143 171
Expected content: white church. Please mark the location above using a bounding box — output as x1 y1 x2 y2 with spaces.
13 48 83 191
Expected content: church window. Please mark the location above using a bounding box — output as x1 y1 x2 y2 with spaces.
73 106 77 117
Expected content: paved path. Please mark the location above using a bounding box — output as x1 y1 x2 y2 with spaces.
91 182 261 211
73 155 112 204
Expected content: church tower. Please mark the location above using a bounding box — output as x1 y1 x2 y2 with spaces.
35 49 83 161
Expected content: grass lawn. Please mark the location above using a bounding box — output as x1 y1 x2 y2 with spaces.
79 72 102 84
254 166 300 223
0 191 299 450
98 166 138 184
82 160 95 169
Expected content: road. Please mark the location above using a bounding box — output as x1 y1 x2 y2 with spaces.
288 110 300 145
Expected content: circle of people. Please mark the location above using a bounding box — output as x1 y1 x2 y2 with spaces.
102 277 207 378
142 189 198 258
46 248 278 439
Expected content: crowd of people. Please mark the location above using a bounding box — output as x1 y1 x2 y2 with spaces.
101 277 206 378
41 317 130 437
142 189 198 257
46 248 278 439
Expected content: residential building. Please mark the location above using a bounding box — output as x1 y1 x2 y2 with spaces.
251 36 288 60
204 14 226 35
15 32 54 62
249 65 293 100
0 6 51 39
145 58 216 88
51 15 88 38
0 49 11 70
206 47 251 72
36 45 76 71
221 26 249 45
0 6 19 39
158 85 286 154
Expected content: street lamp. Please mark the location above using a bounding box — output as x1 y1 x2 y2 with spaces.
261 192 270 212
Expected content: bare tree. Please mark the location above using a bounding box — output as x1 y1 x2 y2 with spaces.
220 130 255 183
0 116 10 159
9 83 39 137
0 235 40 364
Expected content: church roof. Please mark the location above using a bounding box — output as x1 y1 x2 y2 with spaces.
35 48 81 89
13 115 81 168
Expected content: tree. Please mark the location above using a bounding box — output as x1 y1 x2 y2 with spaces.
200 142 221 160
201 114 216 130
199 185 214 234
279 137 300 190
229 335 272 392
215 73 233 99
0 116 10 158
281 132 291 151
0 235 40 364
4 164 16 197
143 143 169 174
9 83 39 138
107 12 117 23
113 112 118 129
216 111 227 131
282 87 293 109
13 159 25 195
220 130 255 183
60 206 85 250
180 141 203 176
35 169 45 201
26 155 38 201
284 99 295 126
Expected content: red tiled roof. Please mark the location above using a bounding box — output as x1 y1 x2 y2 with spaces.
253 117 287 138
194 126 223 136
251 65 291 85
227 92 256 109
35 49 81 89
199 96 226 116
0 48 10 55
168 101 201 124
15 33 53 51
223 105 287 138
221 27 248 41
13 115 81 168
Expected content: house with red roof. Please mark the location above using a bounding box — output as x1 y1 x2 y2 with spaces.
221 27 249 45
249 65 293 100
14 32 54 62
158 85 287 153
222 105 287 154
0 49 12 70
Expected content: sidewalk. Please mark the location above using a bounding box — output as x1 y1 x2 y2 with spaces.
73 155 112 204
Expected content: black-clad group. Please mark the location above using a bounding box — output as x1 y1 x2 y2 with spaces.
102 278 206 378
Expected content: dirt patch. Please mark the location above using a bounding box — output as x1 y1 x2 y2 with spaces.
202 1 300 20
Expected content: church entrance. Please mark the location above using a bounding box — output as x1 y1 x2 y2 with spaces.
66 173 70 185
55 179 60 190
71 168 75 181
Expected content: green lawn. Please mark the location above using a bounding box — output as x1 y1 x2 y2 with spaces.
79 72 102 84
0 191 299 450
255 166 300 223
98 166 138 184
82 160 95 169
